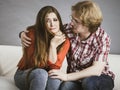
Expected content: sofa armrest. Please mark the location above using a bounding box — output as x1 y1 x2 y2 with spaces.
0 45 22 77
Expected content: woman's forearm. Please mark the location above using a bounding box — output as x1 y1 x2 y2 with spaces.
49 44 57 63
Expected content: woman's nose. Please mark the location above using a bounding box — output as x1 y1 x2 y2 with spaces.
50 20 54 26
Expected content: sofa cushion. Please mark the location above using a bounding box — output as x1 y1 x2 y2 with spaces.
0 45 22 77
0 77 19 90
108 54 120 90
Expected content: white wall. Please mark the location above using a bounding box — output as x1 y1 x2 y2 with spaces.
0 0 120 54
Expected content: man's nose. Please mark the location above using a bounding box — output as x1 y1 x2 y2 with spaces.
70 21 74 26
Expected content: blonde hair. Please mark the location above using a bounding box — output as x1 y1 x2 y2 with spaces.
72 0 103 33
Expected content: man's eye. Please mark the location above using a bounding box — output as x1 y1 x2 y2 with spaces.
75 19 79 23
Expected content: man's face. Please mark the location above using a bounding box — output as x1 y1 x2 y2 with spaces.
70 12 84 34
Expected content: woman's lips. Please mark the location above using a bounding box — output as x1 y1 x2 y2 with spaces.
50 28 56 30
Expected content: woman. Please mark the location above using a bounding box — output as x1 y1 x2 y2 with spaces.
14 6 70 90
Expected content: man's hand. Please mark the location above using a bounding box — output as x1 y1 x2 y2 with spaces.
21 30 31 47
48 69 68 81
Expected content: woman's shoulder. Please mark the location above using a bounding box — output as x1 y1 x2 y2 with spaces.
27 25 35 31
26 25 36 41
26 25 36 36
63 38 70 48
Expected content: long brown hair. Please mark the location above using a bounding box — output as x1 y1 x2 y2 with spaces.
29 6 64 68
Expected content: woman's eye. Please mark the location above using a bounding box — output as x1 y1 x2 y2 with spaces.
45 18 58 23
53 18 58 21
46 19 50 23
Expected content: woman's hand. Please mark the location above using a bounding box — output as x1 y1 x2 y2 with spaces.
50 32 66 48
48 69 68 81
49 31 66 63
20 30 31 47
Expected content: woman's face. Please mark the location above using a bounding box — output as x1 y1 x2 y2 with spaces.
45 12 60 35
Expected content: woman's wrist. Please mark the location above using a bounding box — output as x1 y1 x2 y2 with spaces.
50 42 57 48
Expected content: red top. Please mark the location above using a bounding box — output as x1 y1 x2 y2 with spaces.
17 28 70 70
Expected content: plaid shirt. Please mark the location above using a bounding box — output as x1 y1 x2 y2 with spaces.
64 24 115 79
